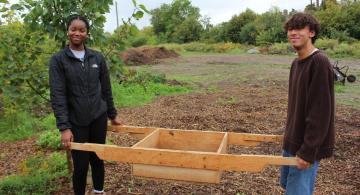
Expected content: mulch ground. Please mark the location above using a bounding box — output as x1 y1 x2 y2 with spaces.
58 84 357 194
1 55 359 194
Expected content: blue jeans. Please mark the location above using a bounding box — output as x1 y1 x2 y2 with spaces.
280 150 319 195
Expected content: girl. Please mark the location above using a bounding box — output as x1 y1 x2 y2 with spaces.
49 15 121 195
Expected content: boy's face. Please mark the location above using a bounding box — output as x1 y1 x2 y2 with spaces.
287 26 315 50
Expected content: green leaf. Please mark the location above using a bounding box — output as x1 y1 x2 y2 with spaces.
133 10 143 20
131 0 136 6
0 7 8 12
10 3 23 11
138 4 150 14
94 12 102 19
0 0 9 3
129 25 138 34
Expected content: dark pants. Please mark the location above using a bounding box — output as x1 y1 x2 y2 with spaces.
71 113 107 195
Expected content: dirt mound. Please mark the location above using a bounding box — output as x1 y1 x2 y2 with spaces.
120 46 178 66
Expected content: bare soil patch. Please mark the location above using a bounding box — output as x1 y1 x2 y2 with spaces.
120 47 178 66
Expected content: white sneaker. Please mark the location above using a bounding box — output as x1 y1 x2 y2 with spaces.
92 189 106 194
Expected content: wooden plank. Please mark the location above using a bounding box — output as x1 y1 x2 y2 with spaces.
228 132 283 146
132 129 226 183
71 143 297 172
132 164 221 183
108 125 283 146
108 125 157 138
158 130 225 152
132 129 160 148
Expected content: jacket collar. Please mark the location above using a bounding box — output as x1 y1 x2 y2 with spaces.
64 45 95 60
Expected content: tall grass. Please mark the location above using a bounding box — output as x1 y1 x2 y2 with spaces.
0 111 56 142
112 81 192 107
0 112 39 141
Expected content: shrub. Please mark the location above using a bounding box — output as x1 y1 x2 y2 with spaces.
212 42 242 53
131 36 148 47
268 42 293 55
38 114 56 130
0 110 39 141
180 42 243 53
327 43 353 58
0 152 68 195
37 129 61 150
350 42 360 58
315 39 339 50
159 43 184 52
123 70 166 85
183 42 212 52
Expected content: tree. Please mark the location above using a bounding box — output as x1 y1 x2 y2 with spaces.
315 0 360 40
225 9 257 43
0 21 58 110
0 0 148 112
10 0 114 48
239 22 257 45
172 15 203 43
150 0 203 43
201 22 227 43
255 7 287 45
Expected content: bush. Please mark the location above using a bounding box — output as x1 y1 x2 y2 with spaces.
327 43 353 58
268 42 293 55
122 70 166 85
131 36 148 47
37 129 61 150
212 42 242 53
175 42 244 53
38 114 56 130
0 152 68 195
183 42 212 52
0 110 39 141
158 43 184 52
315 39 339 50
350 42 360 58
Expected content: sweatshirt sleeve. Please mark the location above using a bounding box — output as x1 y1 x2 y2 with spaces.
49 55 72 131
99 54 117 120
296 55 334 163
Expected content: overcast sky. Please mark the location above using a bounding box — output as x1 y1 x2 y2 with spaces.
104 0 310 32
7 0 310 32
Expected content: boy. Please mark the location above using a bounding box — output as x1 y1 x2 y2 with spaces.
280 12 335 195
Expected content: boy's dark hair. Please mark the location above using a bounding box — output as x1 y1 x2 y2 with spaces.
284 12 320 44
66 15 90 33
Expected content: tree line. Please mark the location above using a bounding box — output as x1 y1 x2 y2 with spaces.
144 0 360 45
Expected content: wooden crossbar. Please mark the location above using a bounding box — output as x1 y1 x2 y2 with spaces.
71 142 297 172
72 125 295 183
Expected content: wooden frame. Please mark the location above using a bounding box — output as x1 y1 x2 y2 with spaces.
71 125 296 183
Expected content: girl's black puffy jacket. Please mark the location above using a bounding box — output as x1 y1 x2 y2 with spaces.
49 46 117 131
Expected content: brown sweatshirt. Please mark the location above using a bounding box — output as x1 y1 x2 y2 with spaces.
283 50 335 163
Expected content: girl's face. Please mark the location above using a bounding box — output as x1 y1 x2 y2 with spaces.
67 19 88 47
